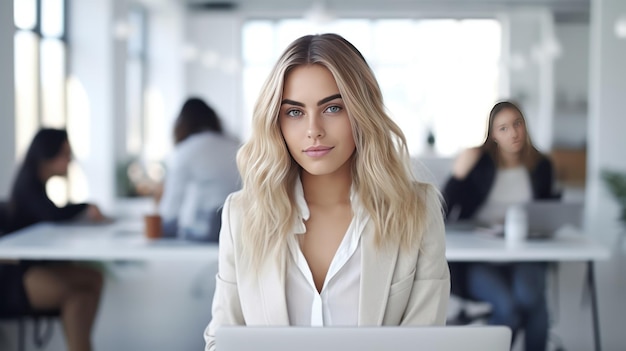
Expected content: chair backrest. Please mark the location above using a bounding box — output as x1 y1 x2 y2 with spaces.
180 206 222 242
0 201 10 236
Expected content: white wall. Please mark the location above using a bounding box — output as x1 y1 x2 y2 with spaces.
585 0 626 236
0 0 16 197
185 12 243 139
553 23 589 148
505 9 556 152
143 1 186 159
585 0 626 349
68 0 122 212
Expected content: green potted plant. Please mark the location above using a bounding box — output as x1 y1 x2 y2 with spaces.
601 170 626 224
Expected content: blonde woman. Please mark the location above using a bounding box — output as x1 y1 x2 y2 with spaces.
204 33 450 350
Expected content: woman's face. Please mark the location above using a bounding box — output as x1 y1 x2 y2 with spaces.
46 141 73 177
279 64 356 177
491 108 527 155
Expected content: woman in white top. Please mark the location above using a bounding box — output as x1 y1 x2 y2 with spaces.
158 98 240 241
443 101 557 351
203 34 450 351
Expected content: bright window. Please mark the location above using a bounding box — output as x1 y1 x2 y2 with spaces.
14 0 71 205
242 18 501 156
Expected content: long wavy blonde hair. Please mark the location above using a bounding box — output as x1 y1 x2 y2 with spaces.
237 33 438 268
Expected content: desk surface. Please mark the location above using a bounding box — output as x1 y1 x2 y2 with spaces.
0 221 218 261
446 226 610 262
0 222 610 262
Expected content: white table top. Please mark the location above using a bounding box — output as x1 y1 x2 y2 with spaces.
446 226 610 262
0 221 610 262
0 220 218 261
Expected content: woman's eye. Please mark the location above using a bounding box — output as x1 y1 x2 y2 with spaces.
286 109 303 118
325 105 342 113
500 127 507 132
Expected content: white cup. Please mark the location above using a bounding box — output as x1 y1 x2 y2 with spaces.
505 204 528 247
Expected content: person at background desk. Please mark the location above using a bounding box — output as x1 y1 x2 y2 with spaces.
443 101 557 351
203 33 450 351
157 97 240 241
0 128 105 351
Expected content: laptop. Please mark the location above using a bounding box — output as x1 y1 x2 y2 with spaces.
525 201 583 239
446 201 583 240
216 326 512 351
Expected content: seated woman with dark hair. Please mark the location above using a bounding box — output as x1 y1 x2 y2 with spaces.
443 101 557 351
0 128 105 351
158 97 240 241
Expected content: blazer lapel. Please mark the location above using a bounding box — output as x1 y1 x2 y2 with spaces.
257 250 290 325
358 225 399 325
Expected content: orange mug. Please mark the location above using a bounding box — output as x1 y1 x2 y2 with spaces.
144 214 162 239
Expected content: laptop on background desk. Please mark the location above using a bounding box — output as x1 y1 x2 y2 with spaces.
445 201 583 240
216 326 512 351
525 201 583 239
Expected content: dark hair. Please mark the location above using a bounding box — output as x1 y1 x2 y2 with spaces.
173 97 223 144
481 100 541 170
10 128 70 199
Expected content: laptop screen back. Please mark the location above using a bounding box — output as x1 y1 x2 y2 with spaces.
216 326 512 351
525 201 583 238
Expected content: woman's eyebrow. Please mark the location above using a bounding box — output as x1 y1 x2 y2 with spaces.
281 99 304 107
317 94 342 106
280 94 342 107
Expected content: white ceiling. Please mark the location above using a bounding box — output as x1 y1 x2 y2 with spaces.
183 0 590 22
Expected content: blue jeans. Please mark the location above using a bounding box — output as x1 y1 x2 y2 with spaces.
466 262 548 351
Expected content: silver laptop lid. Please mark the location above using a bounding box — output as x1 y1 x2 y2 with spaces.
216 326 512 351
525 201 583 238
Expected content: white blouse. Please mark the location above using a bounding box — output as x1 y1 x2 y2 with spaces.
158 131 240 235
285 179 370 326
475 166 532 225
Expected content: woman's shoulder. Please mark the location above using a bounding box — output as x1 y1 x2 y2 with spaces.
532 153 555 173
411 181 443 215
221 190 245 222
11 174 44 200
536 152 553 165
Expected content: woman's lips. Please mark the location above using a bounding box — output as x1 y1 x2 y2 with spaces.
304 146 333 157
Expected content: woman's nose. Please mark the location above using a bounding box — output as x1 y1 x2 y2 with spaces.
307 117 325 139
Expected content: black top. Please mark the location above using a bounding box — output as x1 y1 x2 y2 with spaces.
1 176 85 316
7 174 87 233
442 151 556 221
442 150 556 299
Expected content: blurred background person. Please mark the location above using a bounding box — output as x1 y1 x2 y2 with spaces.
158 97 240 241
443 101 558 351
0 128 104 351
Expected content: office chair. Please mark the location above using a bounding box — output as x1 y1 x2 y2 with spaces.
0 201 61 351
447 262 492 325
0 310 60 351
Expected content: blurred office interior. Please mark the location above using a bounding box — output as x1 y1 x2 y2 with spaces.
0 0 625 350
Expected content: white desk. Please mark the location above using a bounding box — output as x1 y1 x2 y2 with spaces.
446 226 610 351
0 222 611 350
0 221 218 261
446 226 610 262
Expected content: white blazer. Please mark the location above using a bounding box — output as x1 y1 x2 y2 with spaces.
204 189 450 351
